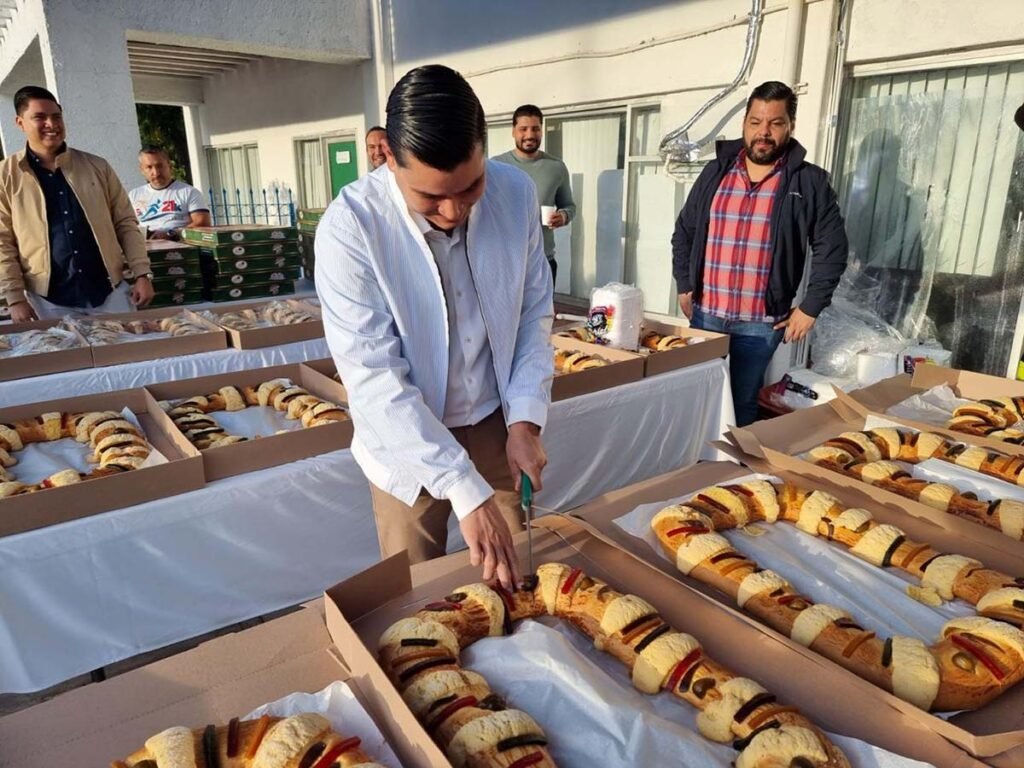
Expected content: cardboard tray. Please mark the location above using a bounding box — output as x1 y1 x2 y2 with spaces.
0 318 92 382
202 299 324 349
727 398 1024 560
324 517 987 768
551 333 645 401
0 388 204 536
78 308 228 368
0 605 401 768
834 365 1024 458
143 363 352 481
569 460 1024 765
637 317 730 376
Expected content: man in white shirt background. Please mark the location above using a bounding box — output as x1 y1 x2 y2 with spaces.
129 145 211 240
316 65 553 589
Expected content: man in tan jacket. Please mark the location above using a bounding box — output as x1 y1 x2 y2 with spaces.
0 86 152 322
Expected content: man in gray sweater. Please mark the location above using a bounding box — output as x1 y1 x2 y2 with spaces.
494 105 576 284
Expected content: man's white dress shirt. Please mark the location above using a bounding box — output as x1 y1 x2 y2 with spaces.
315 160 554 519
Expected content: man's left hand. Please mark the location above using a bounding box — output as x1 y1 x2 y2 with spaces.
548 211 568 228
507 421 547 493
774 308 816 343
131 276 155 308
149 230 173 241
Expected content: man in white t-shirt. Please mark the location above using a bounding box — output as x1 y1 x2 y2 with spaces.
129 145 211 240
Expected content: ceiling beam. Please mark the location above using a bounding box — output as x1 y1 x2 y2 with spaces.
130 59 233 72
128 51 255 68
130 68 205 80
126 43 258 63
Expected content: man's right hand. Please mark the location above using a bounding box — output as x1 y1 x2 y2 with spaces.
9 300 37 323
459 496 521 591
677 292 693 320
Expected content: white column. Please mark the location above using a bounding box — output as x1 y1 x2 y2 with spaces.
0 93 22 157
182 104 209 194
38 1 140 186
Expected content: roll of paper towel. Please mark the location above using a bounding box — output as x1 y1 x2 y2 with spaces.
587 282 644 350
856 350 899 385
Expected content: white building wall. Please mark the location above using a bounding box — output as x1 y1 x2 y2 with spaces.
200 58 368 195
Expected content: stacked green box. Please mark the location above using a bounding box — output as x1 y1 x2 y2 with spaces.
297 208 324 280
185 224 302 302
145 241 204 308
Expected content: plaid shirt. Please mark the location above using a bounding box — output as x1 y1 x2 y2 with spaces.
699 150 785 321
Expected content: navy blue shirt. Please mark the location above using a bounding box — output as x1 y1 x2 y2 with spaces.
27 146 112 308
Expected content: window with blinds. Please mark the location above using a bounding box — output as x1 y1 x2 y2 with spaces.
835 61 1024 374
204 144 262 200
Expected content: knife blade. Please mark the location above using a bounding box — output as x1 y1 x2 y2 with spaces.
520 472 534 581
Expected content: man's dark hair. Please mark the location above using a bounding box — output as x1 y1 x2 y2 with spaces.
139 144 169 158
746 81 798 122
14 85 59 115
512 104 544 126
385 64 486 171
366 125 386 137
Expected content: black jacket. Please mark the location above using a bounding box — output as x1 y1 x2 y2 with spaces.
671 138 848 318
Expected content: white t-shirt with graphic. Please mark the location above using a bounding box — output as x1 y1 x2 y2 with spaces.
130 180 209 233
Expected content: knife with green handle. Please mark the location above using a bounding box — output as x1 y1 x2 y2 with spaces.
520 472 534 579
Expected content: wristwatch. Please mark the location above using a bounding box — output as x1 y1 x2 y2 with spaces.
139 272 155 281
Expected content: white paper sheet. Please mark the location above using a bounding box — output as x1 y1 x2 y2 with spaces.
884 384 973 426
612 475 974 649
0 326 83 357
462 620 931 768
208 403 305 438
246 680 400 766
6 408 167 485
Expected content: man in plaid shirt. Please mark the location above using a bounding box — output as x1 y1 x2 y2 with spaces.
672 81 848 426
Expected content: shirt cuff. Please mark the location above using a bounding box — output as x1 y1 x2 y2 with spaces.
4 289 26 306
446 469 494 521
507 396 549 432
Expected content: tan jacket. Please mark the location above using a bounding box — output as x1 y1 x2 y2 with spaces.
0 146 149 305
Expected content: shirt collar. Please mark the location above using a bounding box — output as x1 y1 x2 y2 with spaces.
735 147 788 174
26 142 68 165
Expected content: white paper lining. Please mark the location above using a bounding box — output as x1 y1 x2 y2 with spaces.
209 404 304 438
884 384 974 426
245 680 400 766
0 327 83 358
612 473 974 721
462 619 931 768
5 408 167 486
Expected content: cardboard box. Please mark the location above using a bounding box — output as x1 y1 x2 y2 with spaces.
145 240 200 266
144 363 352 481
298 207 325 224
0 388 204 536
325 517 987 768
550 333 645 400
201 252 300 275
150 258 201 279
0 318 92 381
637 318 730 376
0 605 415 768
78 308 228 368
569 460 1024 765
208 281 297 303
151 275 198 292
183 224 298 245
149 288 203 308
203 299 324 349
199 241 301 259
204 266 301 289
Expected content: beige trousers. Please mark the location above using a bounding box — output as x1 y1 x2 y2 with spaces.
369 409 524 563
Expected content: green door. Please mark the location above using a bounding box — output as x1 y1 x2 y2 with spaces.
327 139 359 197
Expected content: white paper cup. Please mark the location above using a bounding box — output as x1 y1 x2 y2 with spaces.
541 205 557 227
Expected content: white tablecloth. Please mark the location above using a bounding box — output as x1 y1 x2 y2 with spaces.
0 338 331 406
0 359 732 693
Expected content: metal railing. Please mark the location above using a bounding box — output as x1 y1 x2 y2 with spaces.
208 186 296 226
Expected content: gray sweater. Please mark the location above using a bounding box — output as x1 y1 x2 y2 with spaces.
493 150 576 258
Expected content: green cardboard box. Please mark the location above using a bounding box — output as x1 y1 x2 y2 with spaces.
151 258 201 279
297 208 325 223
149 288 203 308
208 281 296 302
204 266 302 290
145 241 200 266
200 252 300 275
182 224 298 245
199 241 300 259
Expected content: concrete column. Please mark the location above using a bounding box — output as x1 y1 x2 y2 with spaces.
38 0 141 186
182 105 209 193
0 93 23 157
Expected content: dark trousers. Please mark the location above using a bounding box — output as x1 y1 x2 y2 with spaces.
690 306 785 427
547 257 557 285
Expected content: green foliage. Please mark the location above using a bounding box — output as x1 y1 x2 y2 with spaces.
135 103 192 184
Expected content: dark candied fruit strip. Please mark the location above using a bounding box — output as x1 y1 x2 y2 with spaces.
478 693 507 711
401 638 439 647
422 601 462 612
444 592 467 603
561 568 583 594
691 677 716 699
696 494 730 513
494 585 515 635
732 720 781 752
519 574 539 592
834 618 864 631
710 551 746 565
881 638 893 668
132 762 158 768
428 693 458 713
245 715 273 759
633 624 672 655
1014 600 1024 610
202 725 221 768
733 692 776 723
311 737 362 768
398 656 457 683
917 553 940 573
881 535 906 568
618 612 658 638
226 717 240 758
666 524 709 537
667 648 702 692
428 696 478 732
497 734 549 752
298 742 326 768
